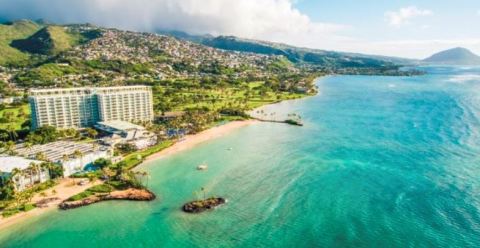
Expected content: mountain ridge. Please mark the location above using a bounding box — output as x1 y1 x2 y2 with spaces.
423 47 480 65
158 31 417 67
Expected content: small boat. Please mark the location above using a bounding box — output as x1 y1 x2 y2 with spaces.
227 147 233 151
197 163 208 170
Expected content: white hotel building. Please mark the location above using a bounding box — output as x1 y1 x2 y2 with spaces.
29 86 154 129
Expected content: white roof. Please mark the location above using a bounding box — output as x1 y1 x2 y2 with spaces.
15 141 110 162
97 120 145 131
0 156 42 173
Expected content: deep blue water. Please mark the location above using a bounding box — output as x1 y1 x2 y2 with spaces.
1 66 480 247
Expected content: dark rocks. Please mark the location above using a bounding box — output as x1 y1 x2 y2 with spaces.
182 197 226 213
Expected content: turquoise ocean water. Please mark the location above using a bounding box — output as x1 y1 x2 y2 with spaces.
2 66 480 247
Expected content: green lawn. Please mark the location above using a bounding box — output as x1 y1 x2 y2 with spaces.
120 140 174 170
67 184 114 202
0 104 30 130
154 81 307 113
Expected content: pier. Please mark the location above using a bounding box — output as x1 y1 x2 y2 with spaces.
252 117 303 126
249 111 303 126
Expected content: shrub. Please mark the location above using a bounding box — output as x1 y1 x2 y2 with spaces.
33 180 57 192
2 209 20 218
66 184 114 201
107 180 129 190
22 204 36 212
67 191 93 202
93 158 112 169
88 184 113 193
219 108 248 117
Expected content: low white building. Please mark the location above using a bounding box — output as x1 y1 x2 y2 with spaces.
15 141 113 177
60 148 112 176
95 120 148 140
0 156 50 191
96 120 157 149
0 96 22 104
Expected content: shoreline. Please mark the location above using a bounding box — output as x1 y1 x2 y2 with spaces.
0 120 257 231
140 119 258 166
0 88 313 232
0 179 102 231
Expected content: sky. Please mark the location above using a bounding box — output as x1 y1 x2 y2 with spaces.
0 0 479 59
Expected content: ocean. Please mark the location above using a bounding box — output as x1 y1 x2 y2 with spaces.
2 66 480 247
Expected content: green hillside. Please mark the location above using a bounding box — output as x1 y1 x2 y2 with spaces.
0 20 41 65
203 36 405 68
11 25 86 55
161 32 418 70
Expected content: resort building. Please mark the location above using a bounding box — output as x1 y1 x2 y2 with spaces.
96 120 157 150
29 86 154 130
15 141 113 177
0 156 50 191
95 86 154 122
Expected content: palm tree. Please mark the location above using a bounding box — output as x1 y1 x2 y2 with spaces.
24 142 33 155
44 162 62 179
92 142 98 152
13 191 25 208
6 125 18 141
5 141 15 155
39 162 50 180
28 162 40 184
35 152 48 162
134 171 150 187
85 128 98 139
102 167 115 178
73 150 83 159
1 178 16 200
10 168 23 192
72 150 84 171
87 174 96 184
143 171 150 187
0 132 8 142
62 154 69 162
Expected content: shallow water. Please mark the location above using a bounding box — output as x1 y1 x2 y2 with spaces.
2 66 480 247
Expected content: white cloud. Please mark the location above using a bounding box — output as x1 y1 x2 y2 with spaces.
477 9 480 16
0 0 478 59
385 6 433 27
0 0 345 44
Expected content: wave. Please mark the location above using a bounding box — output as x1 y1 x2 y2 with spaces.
448 74 480 84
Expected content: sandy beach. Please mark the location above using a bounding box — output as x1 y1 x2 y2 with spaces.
0 120 257 231
142 119 258 164
0 179 101 231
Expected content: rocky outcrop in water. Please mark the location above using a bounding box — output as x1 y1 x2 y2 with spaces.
182 197 226 213
59 189 156 210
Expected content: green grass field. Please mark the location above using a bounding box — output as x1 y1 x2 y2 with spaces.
154 81 306 113
120 140 175 169
0 104 30 130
